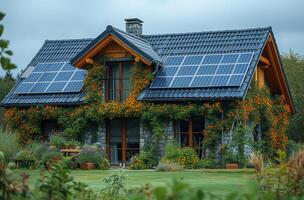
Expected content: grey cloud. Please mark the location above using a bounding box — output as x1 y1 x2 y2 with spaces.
0 0 303 76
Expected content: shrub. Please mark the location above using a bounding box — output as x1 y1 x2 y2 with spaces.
76 146 100 165
99 158 110 170
199 158 216 169
163 141 180 161
155 160 183 172
7 161 16 169
0 127 19 162
65 139 80 148
162 142 200 169
15 150 35 161
251 150 304 198
101 170 126 199
129 155 147 170
49 134 67 149
178 147 199 169
41 151 63 165
31 143 48 161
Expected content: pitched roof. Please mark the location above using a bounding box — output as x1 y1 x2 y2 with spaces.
71 25 161 65
1 26 277 106
138 27 271 101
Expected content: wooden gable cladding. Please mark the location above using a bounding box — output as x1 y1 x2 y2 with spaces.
101 41 132 59
256 34 294 113
73 34 152 68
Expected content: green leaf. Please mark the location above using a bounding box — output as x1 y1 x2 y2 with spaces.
0 25 3 37
0 12 5 21
4 50 13 56
0 56 16 70
0 39 8 49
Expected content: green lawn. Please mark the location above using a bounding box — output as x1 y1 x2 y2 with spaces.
14 169 255 196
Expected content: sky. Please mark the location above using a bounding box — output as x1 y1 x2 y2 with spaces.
0 0 303 77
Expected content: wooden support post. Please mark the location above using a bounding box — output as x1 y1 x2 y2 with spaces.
189 119 193 148
118 63 123 102
122 119 126 162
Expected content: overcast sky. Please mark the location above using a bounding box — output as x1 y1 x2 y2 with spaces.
0 0 303 76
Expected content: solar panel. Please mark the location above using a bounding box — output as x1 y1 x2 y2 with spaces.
14 62 87 94
150 52 254 89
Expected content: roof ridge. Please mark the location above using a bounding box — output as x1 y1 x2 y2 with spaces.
45 38 94 42
143 26 271 37
108 25 151 43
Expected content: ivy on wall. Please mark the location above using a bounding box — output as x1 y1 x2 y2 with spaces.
4 60 290 157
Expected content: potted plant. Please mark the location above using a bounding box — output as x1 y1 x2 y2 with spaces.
223 151 239 169
42 151 63 170
49 135 67 150
77 146 100 170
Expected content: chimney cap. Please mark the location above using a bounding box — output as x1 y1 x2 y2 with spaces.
125 18 143 24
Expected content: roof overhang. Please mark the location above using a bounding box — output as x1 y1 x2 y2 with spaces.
265 32 295 113
71 26 159 68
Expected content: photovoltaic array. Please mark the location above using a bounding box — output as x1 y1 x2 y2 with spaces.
14 62 86 94
150 52 254 88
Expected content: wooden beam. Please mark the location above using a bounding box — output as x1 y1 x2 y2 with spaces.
118 63 123 102
259 56 271 66
85 58 94 65
189 119 193 148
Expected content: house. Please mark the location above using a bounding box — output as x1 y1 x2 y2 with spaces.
1 18 293 164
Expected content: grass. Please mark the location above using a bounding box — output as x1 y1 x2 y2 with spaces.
14 169 255 196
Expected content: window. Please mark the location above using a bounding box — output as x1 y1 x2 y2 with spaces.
176 117 205 158
105 62 132 102
108 119 140 164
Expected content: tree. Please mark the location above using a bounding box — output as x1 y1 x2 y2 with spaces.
0 12 16 71
0 72 15 125
282 51 304 142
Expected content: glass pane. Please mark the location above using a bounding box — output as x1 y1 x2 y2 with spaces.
210 75 230 87
63 81 83 92
227 75 244 86
221 54 239 64
61 63 76 71
192 117 204 132
110 120 122 164
38 72 57 82
197 65 218 75
177 66 198 76
30 83 49 93
126 119 140 161
183 55 204 65
46 82 66 92
233 64 248 74
171 77 192 87
14 83 33 93
216 64 235 74
191 76 212 87
108 63 119 101
55 71 74 81
202 55 222 64
71 71 86 81
237 53 253 63
122 63 132 101
24 73 43 82
158 67 178 76
151 77 172 88
165 56 184 65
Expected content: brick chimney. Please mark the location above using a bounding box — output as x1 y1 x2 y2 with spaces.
125 18 143 37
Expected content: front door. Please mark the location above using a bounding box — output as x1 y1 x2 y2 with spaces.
107 119 140 164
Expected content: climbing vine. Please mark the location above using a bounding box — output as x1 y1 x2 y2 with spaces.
4 59 290 157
